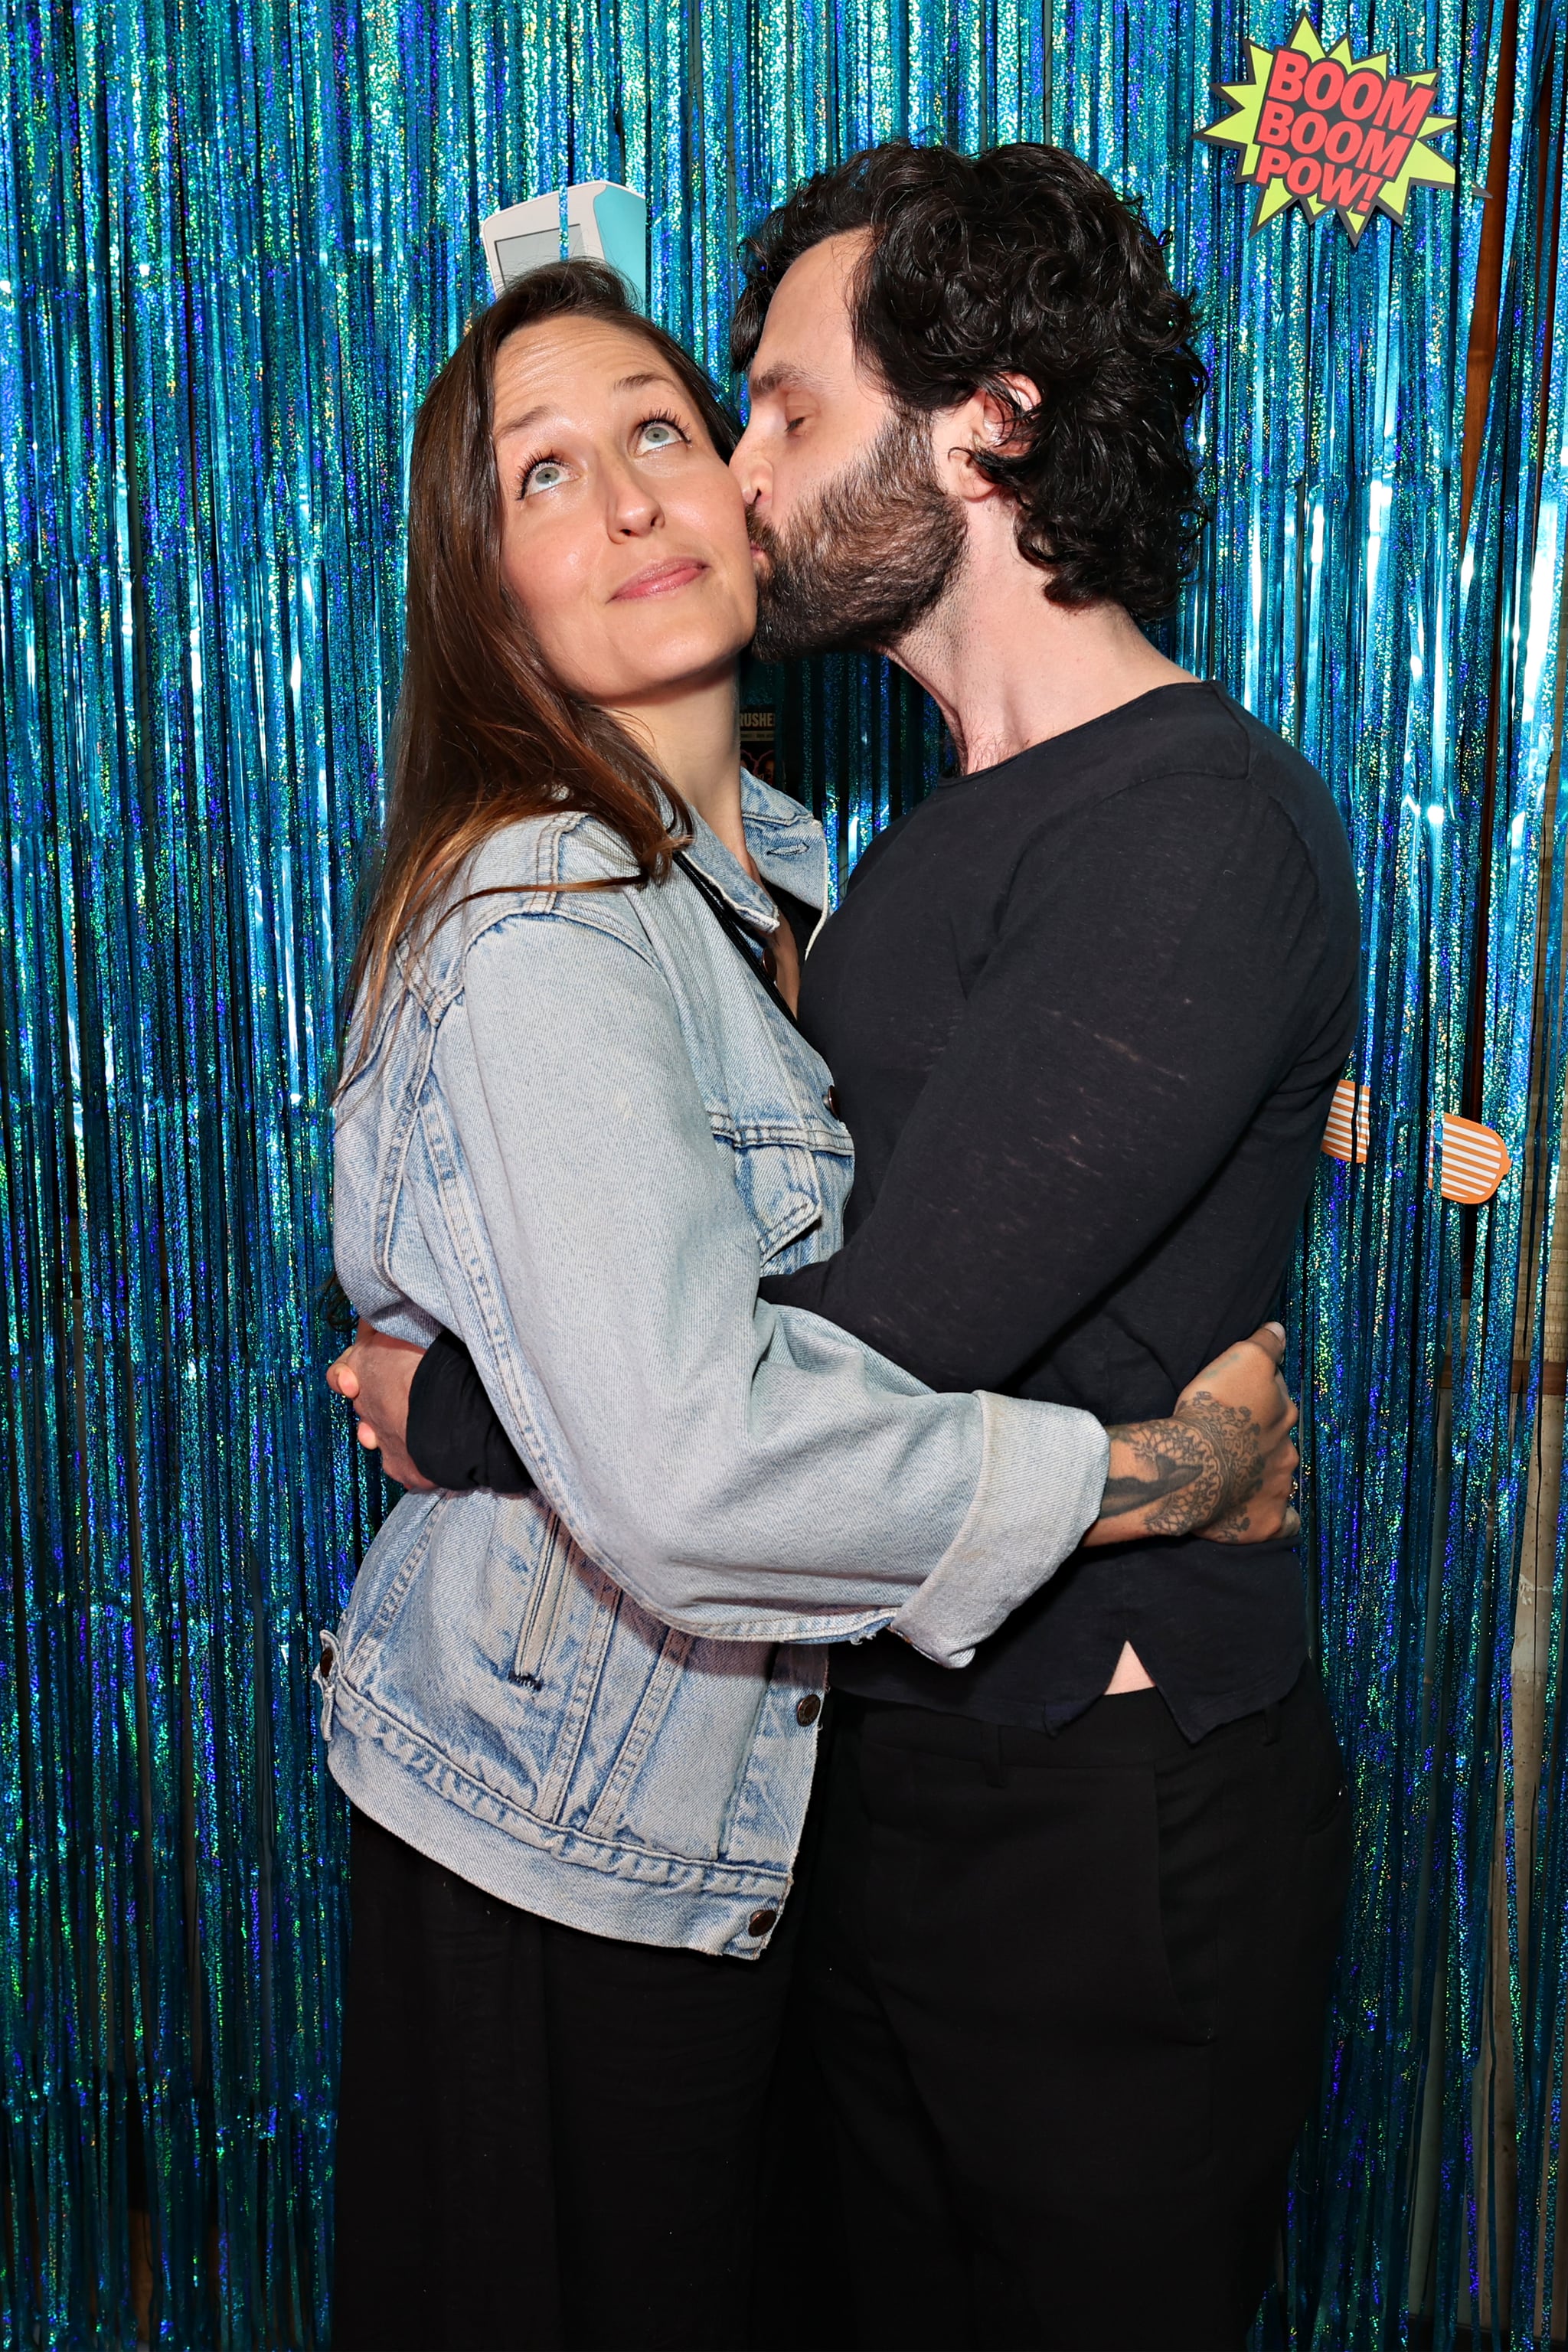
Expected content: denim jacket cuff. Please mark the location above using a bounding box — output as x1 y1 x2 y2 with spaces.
887 1393 1109 1669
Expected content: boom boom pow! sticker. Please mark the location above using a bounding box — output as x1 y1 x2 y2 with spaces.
1200 11 1456 243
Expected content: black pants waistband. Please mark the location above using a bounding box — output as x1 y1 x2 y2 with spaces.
835 1663 1312 1773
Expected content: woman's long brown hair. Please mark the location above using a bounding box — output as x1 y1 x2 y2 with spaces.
341 260 739 1076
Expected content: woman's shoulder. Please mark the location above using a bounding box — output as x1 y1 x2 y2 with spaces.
466 806 645 893
435 809 653 947
372 812 658 1015
459 780 823 897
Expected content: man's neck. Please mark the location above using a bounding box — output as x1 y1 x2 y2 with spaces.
890 508 1194 776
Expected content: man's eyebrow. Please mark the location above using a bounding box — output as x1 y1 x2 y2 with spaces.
746 363 825 402
495 370 684 441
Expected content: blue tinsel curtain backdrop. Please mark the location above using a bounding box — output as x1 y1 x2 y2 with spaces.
2 0 1568 2344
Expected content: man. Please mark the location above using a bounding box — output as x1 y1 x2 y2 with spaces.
336 142 1358 2350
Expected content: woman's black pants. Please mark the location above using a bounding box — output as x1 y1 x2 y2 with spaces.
802 1668 1351 2352
332 1667 1349 2352
331 1808 802 2352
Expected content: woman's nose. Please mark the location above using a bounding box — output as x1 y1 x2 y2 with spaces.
606 458 662 537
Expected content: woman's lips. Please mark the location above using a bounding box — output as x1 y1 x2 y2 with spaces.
612 557 707 601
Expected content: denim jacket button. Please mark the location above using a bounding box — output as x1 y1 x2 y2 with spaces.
748 1908 779 1938
824 1087 841 1118
795 1694 822 1726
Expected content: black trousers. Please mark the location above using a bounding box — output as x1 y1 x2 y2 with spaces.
803 1669 1351 2352
331 1808 803 2352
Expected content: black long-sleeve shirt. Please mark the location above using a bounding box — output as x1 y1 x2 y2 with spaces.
406 683 1361 1739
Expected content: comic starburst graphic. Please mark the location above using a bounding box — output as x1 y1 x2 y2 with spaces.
1200 11 1456 245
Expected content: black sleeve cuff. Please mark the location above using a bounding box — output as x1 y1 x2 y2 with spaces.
757 1263 831 1311
406 1329 537 1495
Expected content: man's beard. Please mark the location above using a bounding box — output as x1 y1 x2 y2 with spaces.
750 409 968 662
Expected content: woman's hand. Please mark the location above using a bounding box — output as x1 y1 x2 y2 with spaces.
1083 1322 1299 1549
327 1323 434 1491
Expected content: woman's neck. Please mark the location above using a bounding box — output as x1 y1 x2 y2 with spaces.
606 665 752 871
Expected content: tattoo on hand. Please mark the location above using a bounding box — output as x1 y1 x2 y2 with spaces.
1103 1393 1266 1539
1174 1389 1266 1538
1101 1420 1221 1535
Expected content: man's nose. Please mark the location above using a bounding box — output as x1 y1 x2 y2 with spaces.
729 421 769 513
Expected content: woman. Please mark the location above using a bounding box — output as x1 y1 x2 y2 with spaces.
323 258 1297 2352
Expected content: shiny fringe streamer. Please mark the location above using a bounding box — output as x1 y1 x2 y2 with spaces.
1463 6 1568 2344
1 0 1565 2345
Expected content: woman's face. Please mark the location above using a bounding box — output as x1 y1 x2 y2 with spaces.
492 315 756 707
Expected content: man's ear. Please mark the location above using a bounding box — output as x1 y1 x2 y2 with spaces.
933 373 1043 503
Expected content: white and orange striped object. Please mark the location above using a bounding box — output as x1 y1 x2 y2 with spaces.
1432 1114 1512 1205
1320 1079 1370 1166
1319 1080 1511 1205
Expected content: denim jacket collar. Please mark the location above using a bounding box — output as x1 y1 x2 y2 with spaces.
676 771 828 934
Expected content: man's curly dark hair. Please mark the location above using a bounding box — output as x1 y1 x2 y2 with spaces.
731 141 1208 619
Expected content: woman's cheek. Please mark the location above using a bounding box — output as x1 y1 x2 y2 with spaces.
505 540 583 655
528 600 597 694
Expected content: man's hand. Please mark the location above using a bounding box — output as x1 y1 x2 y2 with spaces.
1174 1322 1298 1542
326 1322 434 1491
1086 1322 1299 1548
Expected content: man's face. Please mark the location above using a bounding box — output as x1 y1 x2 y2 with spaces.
731 231 966 660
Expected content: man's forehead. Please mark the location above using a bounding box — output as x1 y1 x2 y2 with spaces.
769 227 868 315
747 229 871 388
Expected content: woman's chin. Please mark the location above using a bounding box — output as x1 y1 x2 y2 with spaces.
591 622 753 704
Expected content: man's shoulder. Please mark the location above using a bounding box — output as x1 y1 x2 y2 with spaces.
1040 683 1349 880
1203 695 1358 933
1203 690 1343 833
1081 681 1320 805
835 684 1354 914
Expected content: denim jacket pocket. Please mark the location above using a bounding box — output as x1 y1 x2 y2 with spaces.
348 1501 599 1825
711 1114 853 1270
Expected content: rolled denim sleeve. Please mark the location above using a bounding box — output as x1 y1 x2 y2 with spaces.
407 904 1108 1661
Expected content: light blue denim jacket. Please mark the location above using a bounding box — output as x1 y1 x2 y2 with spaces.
322 773 1109 1957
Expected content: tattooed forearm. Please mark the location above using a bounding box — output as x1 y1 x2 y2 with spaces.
1100 1419 1221 1535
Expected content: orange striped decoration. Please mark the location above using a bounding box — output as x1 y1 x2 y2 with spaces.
1432 1114 1511 1205
1321 1078 1370 1165
1319 1083 1510 1204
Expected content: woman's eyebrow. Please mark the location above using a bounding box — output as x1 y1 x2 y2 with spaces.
495 403 557 441
495 371 683 443
610 369 684 397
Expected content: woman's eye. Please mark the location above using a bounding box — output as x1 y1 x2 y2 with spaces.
522 459 568 496
637 418 685 452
